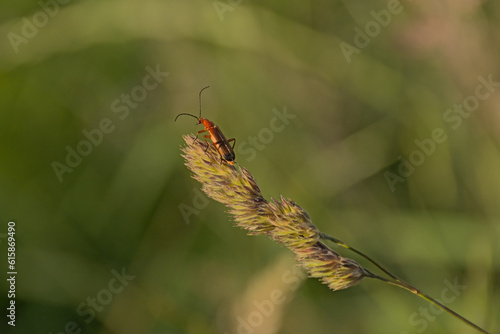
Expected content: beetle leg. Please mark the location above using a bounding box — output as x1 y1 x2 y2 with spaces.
227 138 236 150
207 137 225 163
203 134 211 153
196 129 207 141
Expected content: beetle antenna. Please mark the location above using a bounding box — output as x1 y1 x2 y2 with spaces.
199 86 210 119
174 113 199 122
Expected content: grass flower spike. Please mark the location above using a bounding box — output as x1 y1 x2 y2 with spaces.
181 135 366 290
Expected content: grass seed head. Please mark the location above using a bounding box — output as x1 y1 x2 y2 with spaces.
181 135 366 291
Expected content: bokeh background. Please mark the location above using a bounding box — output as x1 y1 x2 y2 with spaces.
1 0 499 333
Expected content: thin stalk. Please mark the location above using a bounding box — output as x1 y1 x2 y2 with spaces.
364 270 489 334
321 233 489 334
319 232 404 283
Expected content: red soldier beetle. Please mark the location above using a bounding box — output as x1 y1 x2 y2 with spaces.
175 86 236 164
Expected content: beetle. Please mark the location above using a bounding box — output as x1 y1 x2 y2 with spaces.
175 86 236 164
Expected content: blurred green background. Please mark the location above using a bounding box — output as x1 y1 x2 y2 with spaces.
0 0 499 333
